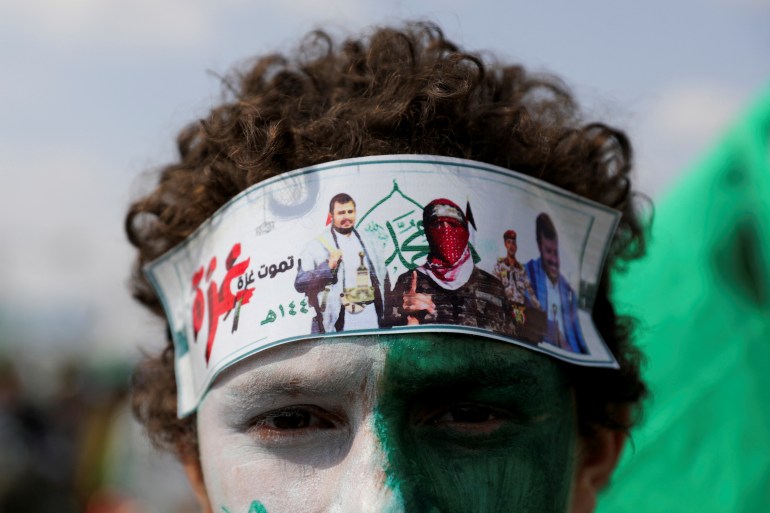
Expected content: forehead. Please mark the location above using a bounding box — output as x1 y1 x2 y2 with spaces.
540 237 558 247
427 216 464 229
333 201 355 212
204 334 569 408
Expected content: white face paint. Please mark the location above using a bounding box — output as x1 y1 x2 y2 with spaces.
197 337 399 513
196 334 592 513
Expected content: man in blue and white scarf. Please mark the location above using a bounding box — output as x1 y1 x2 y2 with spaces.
525 213 587 354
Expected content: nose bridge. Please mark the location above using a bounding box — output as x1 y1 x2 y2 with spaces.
331 416 404 513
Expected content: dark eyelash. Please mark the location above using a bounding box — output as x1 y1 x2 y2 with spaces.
422 403 513 425
248 405 339 432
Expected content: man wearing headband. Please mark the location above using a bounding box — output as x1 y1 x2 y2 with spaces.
494 229 542 335
294 193 386 333
386 199 512 334
526 213 587 353
127 22 647 513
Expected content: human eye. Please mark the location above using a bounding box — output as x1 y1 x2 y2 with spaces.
246 405 343 446
417 403 515 435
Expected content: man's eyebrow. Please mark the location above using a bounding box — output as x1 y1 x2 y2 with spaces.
227 375 339 402
221 364 360 411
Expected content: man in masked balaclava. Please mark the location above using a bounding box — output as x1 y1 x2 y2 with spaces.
386 199 513 334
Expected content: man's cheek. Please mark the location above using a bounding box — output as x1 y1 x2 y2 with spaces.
197 418 334 512
548 259 559 275
213 458 283 513
375 418 576 513
215 460 333 513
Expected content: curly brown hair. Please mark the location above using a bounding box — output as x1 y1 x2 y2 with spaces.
126 22 647 461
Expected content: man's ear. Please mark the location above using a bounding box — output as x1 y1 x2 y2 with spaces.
570 427 627 513
183 457 213 513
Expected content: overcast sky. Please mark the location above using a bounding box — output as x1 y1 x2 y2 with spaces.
1 0 768 363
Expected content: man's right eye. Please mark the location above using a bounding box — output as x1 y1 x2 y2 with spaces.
246 405 342 446
263 409 314 429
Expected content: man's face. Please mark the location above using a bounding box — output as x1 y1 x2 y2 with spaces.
196 335 581 513
425 217 469 265
504 237 518 260
539 236 560 283
332 201 356 234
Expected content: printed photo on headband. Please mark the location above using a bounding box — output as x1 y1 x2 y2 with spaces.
145 155 621 416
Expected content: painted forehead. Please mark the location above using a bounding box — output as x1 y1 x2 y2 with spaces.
146 155 620 416
209 334 567 406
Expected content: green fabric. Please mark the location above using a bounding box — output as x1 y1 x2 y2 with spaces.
598 84 770 512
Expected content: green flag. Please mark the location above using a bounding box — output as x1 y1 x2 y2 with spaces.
598 84 770 513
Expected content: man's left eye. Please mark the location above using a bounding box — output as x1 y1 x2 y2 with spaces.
420 403 512 433
442 405 497 423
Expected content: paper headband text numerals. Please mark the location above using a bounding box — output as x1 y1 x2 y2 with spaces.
146 155 621 417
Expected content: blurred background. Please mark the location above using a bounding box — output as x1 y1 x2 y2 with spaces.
1 1 768 511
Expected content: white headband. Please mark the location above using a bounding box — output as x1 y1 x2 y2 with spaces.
146 155 620 417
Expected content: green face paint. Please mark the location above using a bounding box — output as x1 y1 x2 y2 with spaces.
221 500 268 513
248 500 268 513
375 334 577 513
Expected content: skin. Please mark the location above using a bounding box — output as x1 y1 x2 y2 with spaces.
328 200 356 269
374 335 576 513
538 237 561 284
193 334 621 512
504 237 518 264
402 270 436 323
221 501 267 513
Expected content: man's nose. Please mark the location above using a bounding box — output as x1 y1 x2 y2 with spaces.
330 420 405 513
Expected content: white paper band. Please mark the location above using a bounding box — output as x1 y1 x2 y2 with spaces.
145 155 621 417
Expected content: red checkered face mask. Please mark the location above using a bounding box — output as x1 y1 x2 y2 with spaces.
426 217 469 266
